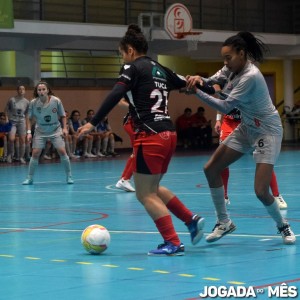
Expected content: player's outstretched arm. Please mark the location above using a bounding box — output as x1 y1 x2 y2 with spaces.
77 123 95 138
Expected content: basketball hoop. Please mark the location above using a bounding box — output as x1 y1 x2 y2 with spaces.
176 31 202 51
187 33 202 51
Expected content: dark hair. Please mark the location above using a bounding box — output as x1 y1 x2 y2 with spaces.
33 81 54 98
17 85 25 91
119 24 148 54
223 31 269 63
87 109 94 115
184 107 192 113
70 110 81 118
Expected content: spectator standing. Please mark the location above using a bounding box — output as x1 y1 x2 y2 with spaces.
5 85 29 164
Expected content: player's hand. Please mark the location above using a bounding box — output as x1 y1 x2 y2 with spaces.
26 133 32 143
214 120 221 134
186 75 202 91
62 128 68 136
77 122 95 138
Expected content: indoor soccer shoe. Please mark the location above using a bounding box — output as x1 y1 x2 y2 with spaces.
148 241 184 256
206 220 236 243
84 152 97 158
20 158 27 164
225 196 230 205
187 214 205 245
278 223 296 245
7 155 12 164
22 178 33 185
116 179 135 192
66 175 74 184
274 195 288 209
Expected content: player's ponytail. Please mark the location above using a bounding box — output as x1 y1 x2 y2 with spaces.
223 31 269 63
126 24 142 35
120 24 148 55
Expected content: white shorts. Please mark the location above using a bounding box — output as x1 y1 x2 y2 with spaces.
9 120 26 136
223 123 282 164
32 128 65 149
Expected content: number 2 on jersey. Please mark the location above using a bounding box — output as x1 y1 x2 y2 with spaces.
150 89 169 114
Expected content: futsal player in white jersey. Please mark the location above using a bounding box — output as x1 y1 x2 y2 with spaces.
22 81 74 185
186 31 295 245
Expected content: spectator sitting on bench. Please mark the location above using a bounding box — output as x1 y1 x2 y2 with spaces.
190 106 212 149
176 107 194 149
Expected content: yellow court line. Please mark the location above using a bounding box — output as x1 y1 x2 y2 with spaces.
202 277 220 281
178 273 196 277
153 270 170 274
0 253 250 286
102 264 119 268
51 259 66 262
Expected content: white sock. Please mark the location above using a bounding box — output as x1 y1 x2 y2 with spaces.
28 157 39 178
265 200 286 227
210 186 230 223
60 154 72 176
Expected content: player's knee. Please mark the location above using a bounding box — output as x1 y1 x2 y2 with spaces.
135 191 144 203
254 186 269 202
203 163 216 178
59 154 69 161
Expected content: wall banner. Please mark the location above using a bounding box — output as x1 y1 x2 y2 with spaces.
0 0 14 28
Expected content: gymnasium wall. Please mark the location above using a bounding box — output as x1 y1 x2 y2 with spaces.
1 57 299 149
0 87 216 149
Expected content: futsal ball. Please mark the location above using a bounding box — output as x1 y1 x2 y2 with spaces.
81 224 110 254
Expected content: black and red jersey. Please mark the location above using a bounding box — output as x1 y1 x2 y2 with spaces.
91 56 186 133
118 56 187 133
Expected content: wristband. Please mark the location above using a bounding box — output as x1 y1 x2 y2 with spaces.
27 130 31 134
196 82 215 95
216 114 222 121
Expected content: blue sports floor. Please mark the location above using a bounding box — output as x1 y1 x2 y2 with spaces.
0 147 299 300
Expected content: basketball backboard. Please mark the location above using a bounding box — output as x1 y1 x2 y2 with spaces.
165 3 198 39
164 3 202 51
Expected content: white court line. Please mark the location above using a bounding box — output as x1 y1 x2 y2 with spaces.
1 227 298 239
0 189 117 194
0 188 258 196
2 187 300 197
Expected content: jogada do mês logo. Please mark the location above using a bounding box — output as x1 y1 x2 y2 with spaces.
199 283 298 298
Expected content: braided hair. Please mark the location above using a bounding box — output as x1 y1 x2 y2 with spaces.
223 31 269 63
119 24 148 54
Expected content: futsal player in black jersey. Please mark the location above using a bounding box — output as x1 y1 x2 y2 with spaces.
78 24 204 256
